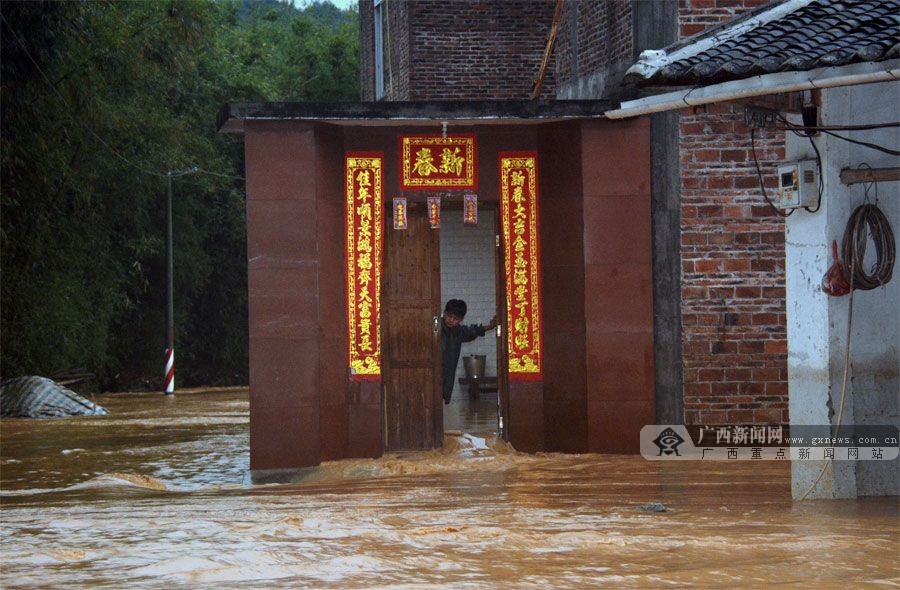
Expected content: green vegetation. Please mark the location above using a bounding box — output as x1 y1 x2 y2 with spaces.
1 0 359 390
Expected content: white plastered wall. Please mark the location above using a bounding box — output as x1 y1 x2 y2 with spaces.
440 209 498 401
786 79 899 498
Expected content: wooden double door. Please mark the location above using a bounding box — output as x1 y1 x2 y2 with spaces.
382 204 507 451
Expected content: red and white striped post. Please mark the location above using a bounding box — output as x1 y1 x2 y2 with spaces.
164 172 175 396
164 348 175 394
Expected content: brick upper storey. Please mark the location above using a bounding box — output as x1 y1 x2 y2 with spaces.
360 0 557 101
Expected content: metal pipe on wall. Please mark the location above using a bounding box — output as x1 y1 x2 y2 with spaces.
606 62 900 120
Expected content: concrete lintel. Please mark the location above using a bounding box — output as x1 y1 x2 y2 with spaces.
217 100 613 133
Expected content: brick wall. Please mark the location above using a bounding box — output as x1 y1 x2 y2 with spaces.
361 0 558 101
383 0 411 101
555 0 632 99
359 0 411 101
440 210 498 400
411 0 557 100
679 106 787 425
359 1 374 100
679 0 773 37
678 0 787 425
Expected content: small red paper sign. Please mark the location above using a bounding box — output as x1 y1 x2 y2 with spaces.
427 196 441 228
463 194 478 226
393 197 408 230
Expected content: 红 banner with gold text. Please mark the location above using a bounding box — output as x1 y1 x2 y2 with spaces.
499 152 542 380
345 153 384 380
399 135 477 190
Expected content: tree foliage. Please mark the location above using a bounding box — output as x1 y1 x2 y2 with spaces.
1 0 359 389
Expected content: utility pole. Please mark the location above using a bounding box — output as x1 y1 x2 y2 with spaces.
164 172 175 395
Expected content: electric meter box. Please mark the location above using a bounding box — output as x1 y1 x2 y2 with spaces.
776 159 818 209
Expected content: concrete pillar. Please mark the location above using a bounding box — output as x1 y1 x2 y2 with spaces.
786 81 899 499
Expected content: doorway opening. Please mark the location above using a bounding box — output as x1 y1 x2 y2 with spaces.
381 201 504 452
440 207 501 439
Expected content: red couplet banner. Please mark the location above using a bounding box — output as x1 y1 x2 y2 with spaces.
498 152 543 381
345 152 384 380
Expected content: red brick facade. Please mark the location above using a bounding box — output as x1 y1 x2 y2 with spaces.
360 0 556 101
554 1 631 96
679 106 787 425
679 0 773 38
358 0 788 426
677 0 787 425
359 0 411 101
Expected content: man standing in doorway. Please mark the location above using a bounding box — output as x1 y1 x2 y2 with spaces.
441 299 497 405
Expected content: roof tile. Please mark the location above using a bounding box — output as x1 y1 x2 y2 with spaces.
632 0 900 86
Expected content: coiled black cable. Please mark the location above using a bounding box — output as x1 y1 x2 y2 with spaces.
841 204 895 290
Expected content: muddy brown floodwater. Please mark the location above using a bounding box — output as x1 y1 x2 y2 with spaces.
1 389 897 588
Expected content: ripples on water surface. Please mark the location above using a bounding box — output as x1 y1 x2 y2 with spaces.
1 389 897 588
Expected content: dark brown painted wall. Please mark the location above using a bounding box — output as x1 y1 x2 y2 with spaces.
538 121 587 453
315 123 351 462
245 122 322 470
245 121 385 471
581 118 655 453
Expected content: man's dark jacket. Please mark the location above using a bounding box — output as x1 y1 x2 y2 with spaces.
441 320 486 403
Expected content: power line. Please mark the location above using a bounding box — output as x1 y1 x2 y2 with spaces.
820 129 900 157
750 128 793 218
778 116 900 156
779 120 900 132
192 167 245 182
1 13 245 183
2 12 172 178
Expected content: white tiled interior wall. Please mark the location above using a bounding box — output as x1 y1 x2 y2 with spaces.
440 210 498 400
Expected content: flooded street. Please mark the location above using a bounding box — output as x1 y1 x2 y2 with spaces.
1 389 897 588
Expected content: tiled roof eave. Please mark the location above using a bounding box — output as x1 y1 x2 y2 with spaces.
625 0 900 88
650 51 899 88
625 0 815 85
